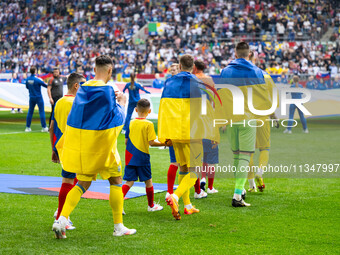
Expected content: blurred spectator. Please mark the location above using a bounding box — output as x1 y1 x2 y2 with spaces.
316 78 328 90
306 76 317 89
152 73 164 89
332 76 340 89
0 0 338 78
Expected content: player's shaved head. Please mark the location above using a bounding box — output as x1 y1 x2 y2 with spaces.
67 73 85 90
179 54 194 71
94 55 113 83
95 55 113 69
235 41 250 59
194 60 205 71
137 98 151 113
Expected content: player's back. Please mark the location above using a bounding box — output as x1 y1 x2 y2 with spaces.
125 118 156 166
54 95 75 134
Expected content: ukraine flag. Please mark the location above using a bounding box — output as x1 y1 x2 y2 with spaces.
56 80 125 175
158 72 218 143
215 58 276 123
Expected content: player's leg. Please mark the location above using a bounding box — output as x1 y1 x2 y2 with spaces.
166 146 178 197
255 121 270 191
55 170 76 221
53 177 92 239
284 104 296 133
230 124 255 207
206 143 219 194
122 181 134 197
297 107 308 133
37 96 48 131
247 153 257 192
200 161 207 190
122 165 137 198
25 97 36 131
166 142 201 219
194 161 206 199
104 162 136 236
144 178 163 212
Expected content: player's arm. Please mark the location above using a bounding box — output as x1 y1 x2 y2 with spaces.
47 80 54 105
122 83 128 93
139 83 151 94
149 140 172 147
49 120 60 163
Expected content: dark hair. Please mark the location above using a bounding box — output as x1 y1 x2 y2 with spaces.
30 66 36 74
180 54 194 70
236 41 250 58
194 60 205 71
53 68 59 72
137 98 150 112
95 55 113 68
67 73 84 90
130 73 135 88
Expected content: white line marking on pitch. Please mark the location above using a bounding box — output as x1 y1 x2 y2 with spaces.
0 131 40 135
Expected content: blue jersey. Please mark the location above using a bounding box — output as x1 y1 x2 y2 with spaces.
333 81 340 89
123 82 150 103
290 83 304 99
152 79 164 89
26 74 47 97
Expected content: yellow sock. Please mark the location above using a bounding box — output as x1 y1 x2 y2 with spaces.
248 153 255 180
174 171 197 200
60 184 84 218
109 184 123 224
178 172 191 206
259 149 269 168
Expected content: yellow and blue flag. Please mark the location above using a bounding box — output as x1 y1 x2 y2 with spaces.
215 58 276 123
158 71 218 143
56 80 125 175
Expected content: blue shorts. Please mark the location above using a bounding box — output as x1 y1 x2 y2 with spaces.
61 169 76 179
123 164 152 182
203 139 219 164
169 146 177 163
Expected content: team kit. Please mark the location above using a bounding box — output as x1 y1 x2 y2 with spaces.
47 42 283 238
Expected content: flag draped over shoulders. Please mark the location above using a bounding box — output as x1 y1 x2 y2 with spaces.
215 58 276 123
56 80 125 174
158 71 213 143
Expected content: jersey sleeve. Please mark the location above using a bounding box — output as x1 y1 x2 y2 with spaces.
147 122 157 141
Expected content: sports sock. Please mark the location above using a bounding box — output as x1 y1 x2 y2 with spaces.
258 149 269 177
233 153 239 168
122 184 130 197
234 154 251 199
167 164 178 194
194 178 201 194
178 172 190 206
207 165 215 190
60 183 85 218
184 204 192 210
73 177 78 185
146 186 154 207
248 178 255 188
248 153 255 180
174 171 197 204
110 184 124 224
201 163 208 178
57 182 74 219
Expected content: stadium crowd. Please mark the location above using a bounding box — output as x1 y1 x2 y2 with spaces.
0 0 339 81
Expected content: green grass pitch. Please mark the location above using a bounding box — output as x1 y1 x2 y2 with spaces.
0 110 339 254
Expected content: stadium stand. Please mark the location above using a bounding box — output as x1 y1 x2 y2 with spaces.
0 0 339 86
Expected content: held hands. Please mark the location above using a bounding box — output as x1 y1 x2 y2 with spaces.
51 150 60 163
165 139 173 147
